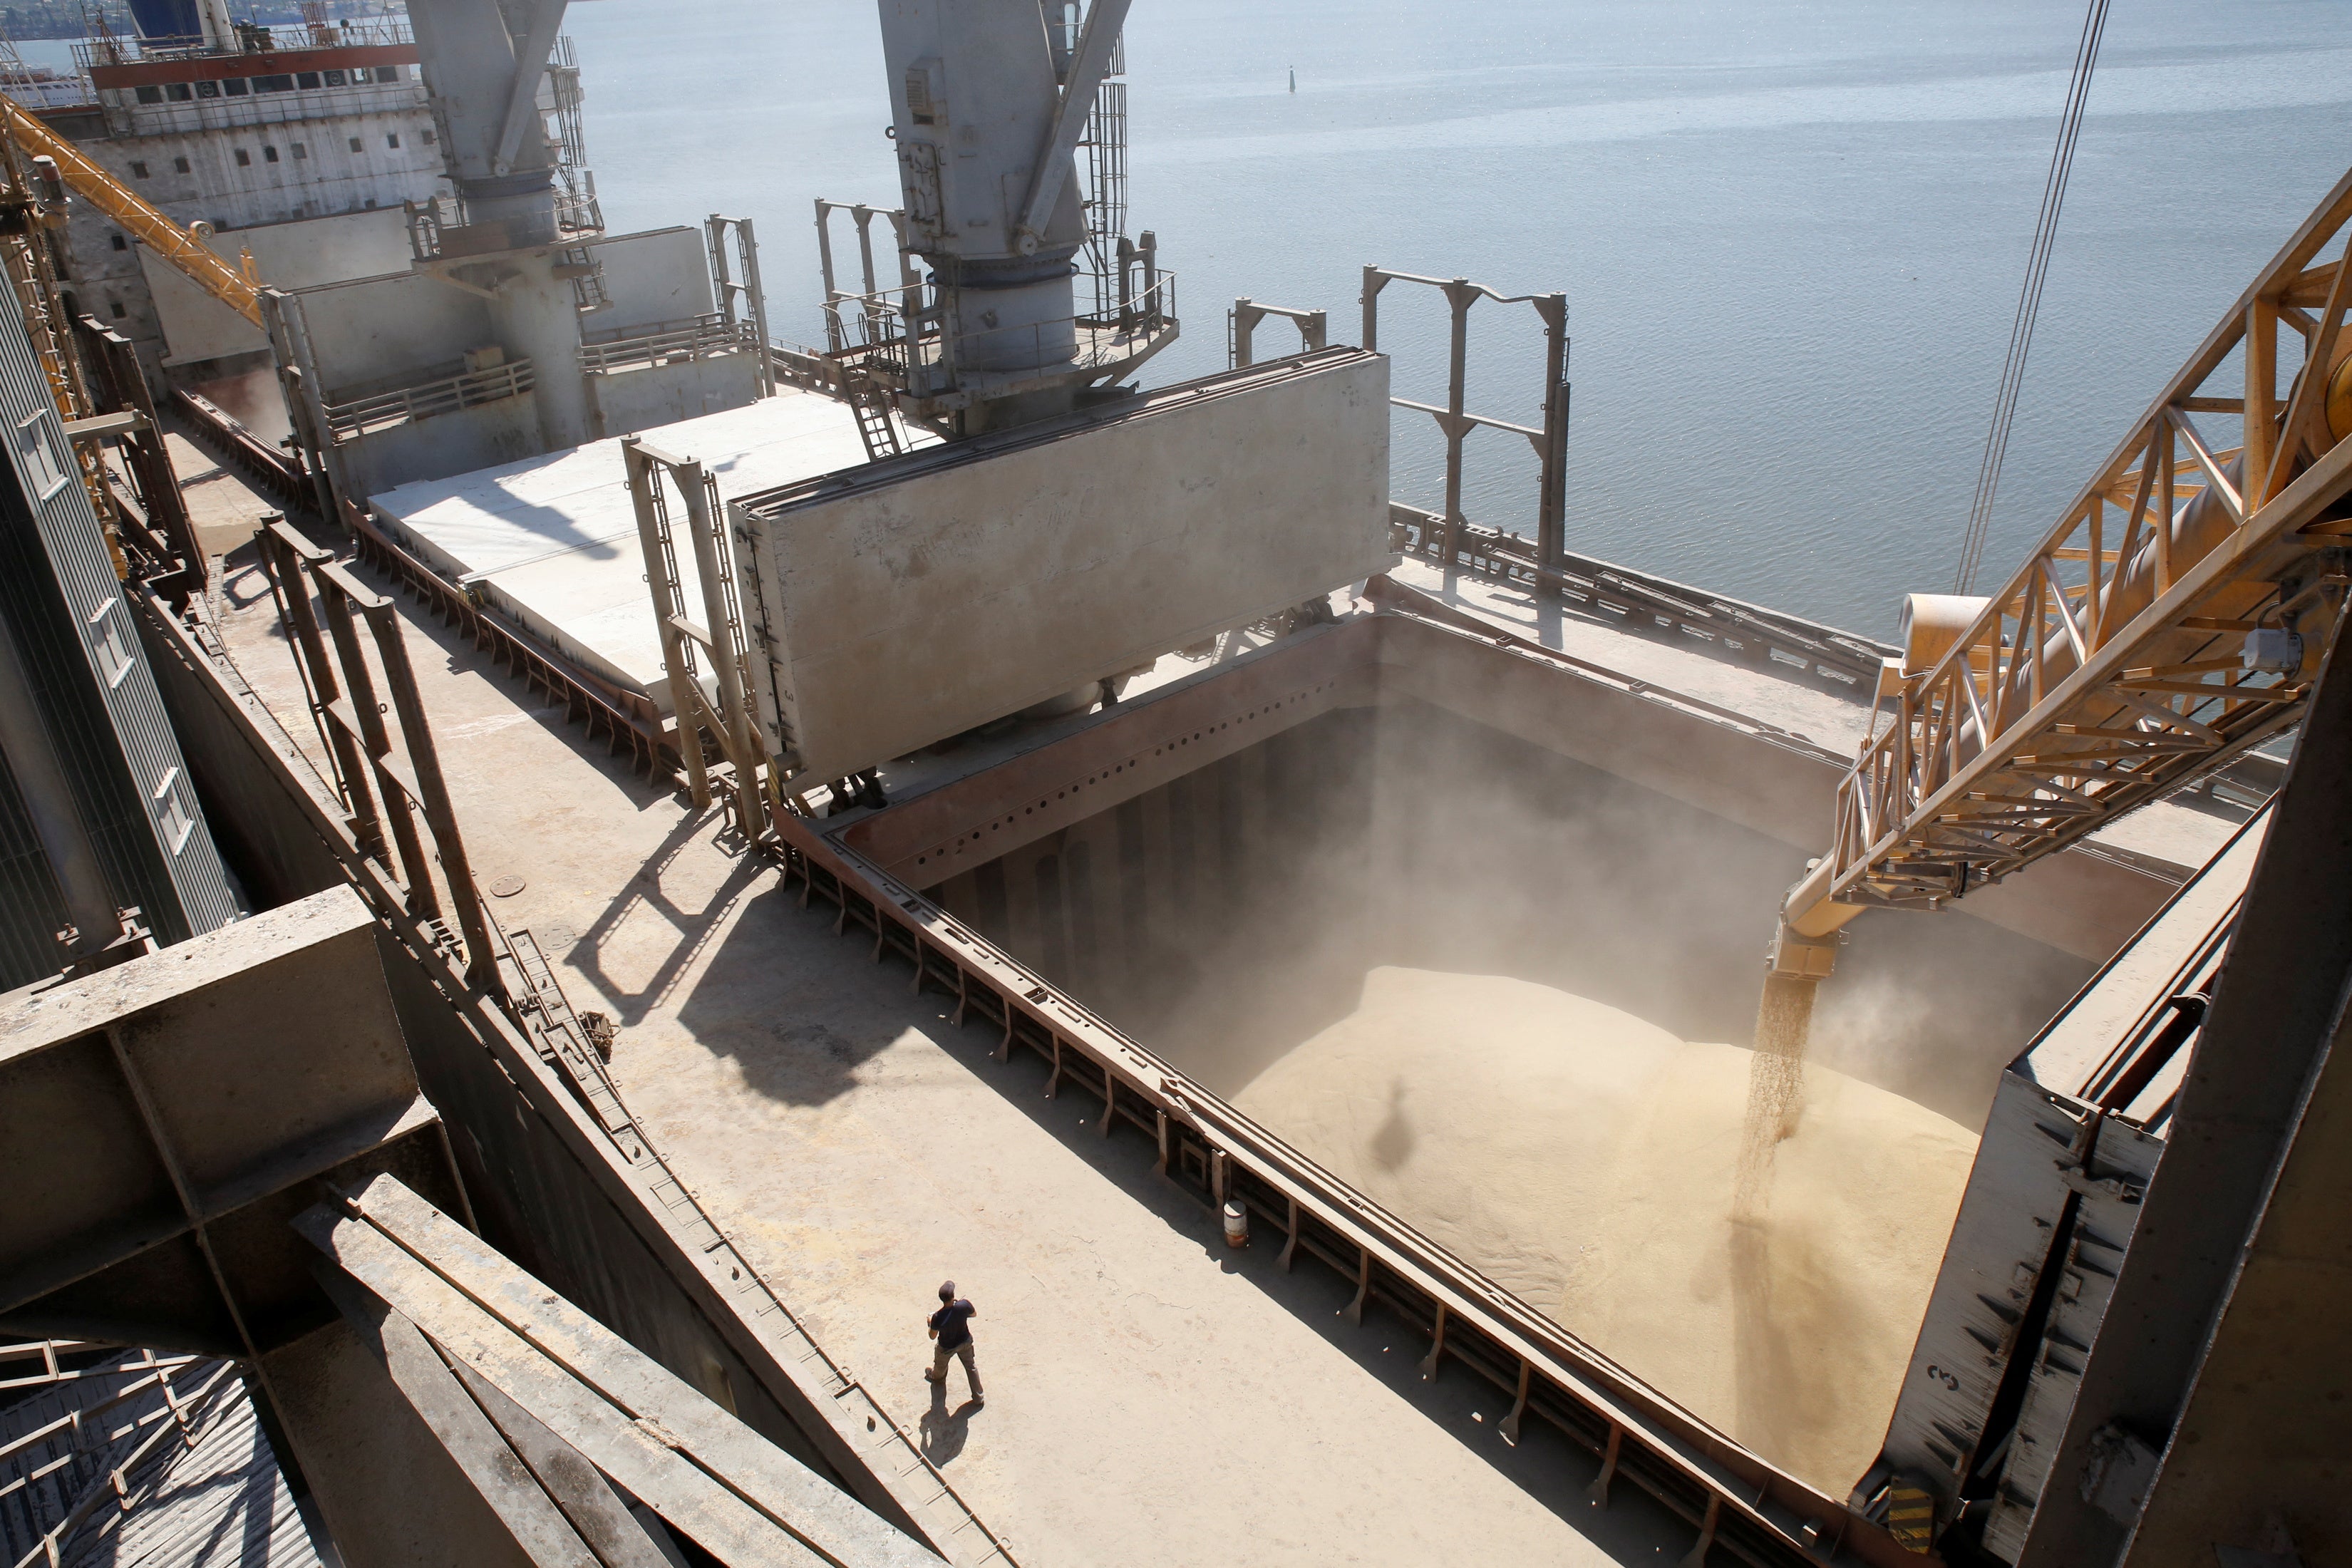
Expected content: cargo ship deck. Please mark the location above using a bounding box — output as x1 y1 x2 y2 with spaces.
200 468 1667 1566
183 402 2259 1563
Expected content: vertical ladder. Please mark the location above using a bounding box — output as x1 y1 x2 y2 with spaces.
696 467 761 744
558 242 609 312
624 439 773 837
1083 74 1128 318
684 463 770 833
840 355 903 462
631 450 710 804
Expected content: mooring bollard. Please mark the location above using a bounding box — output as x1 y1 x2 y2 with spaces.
1222 1199 1249 1248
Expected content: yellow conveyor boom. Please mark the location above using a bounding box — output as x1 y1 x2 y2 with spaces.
0 93 262 327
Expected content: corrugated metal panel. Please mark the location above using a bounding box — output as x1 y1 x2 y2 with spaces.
0 258 238 961
0 738 69 986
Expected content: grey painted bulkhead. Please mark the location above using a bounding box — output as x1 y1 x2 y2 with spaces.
0 249 235 990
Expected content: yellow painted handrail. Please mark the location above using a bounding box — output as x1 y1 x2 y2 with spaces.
0 93 262 326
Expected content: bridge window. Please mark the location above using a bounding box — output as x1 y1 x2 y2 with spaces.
386 132 400 149
108 301 125 319
129 160 149 177
133 86 161 104
172 155 190 174
324 68 346 87
164 82 192 101
421 129 435 145
254 74 294 93
233 148 249 167
296 71 321 89
348 136 362 153
263 145 279 163
292 142 307 160
373 66 403 83
222 78 248 96
193 78 217 98
110 233 126 250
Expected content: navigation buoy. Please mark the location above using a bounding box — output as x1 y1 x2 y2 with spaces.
1289 67 1296 93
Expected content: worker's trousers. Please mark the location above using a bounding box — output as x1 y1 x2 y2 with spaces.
928 1339 981 1396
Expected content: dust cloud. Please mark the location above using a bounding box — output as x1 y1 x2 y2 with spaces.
1236 966 1977 1493
188 368 294 450
930 698 2085 1491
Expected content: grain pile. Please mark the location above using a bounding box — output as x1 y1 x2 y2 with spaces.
1229 966 1977 1492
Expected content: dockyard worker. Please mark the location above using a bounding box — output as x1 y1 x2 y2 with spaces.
925 1281 983 1402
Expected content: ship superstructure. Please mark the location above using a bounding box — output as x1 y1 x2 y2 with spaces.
21 3 602 403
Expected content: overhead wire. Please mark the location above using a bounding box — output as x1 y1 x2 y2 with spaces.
1951 0 2113 594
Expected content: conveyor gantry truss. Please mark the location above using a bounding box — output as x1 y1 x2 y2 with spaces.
0 93 262 328
1783 167 2352 943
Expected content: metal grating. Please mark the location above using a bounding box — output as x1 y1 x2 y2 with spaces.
3 1346 322 1568
56 1376 323 1568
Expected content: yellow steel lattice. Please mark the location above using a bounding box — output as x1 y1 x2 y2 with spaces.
0 93 262 326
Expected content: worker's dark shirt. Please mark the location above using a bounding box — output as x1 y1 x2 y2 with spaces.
929 1299 976 1350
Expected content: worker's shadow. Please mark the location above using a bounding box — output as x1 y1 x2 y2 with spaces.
917 1383 982 1464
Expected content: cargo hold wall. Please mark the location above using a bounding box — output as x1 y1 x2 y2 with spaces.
870 609 2152 1123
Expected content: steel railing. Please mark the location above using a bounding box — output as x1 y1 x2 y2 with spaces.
406 180 602 264
822 269 1175 402
553 173 603 238
320 358 536 441
578 314 756 376
76 17 416 70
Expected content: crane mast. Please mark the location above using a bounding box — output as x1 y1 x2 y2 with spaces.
866 0 1173 435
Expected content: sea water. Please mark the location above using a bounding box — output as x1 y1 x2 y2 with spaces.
553 0 2351 636
41 3 2352 633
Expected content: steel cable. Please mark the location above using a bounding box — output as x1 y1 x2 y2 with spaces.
1952 0 2113 594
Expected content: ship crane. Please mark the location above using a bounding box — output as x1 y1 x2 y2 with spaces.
0 93 262 327
859 0 1178 436
1765 166 2352 1039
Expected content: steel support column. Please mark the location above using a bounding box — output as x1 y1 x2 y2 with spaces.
2014 605 2352 1565
1361 266 1571 574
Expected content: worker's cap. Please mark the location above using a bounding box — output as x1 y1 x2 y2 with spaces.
939 1280 956 1300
